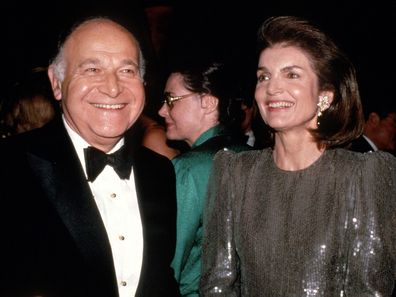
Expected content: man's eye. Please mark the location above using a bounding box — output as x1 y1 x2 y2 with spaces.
85 68 99 73
122 68 137 74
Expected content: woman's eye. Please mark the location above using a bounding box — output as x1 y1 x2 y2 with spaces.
257 74 269 82
287 72 299 79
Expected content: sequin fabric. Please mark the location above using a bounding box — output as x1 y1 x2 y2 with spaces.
200 148 396 296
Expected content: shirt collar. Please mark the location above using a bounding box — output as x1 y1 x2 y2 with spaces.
62 115 124 174
362 134 378 151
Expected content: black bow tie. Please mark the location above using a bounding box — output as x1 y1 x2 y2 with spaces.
84 145 132 182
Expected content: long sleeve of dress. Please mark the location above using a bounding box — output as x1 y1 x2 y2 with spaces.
200 150 242 297
343 151 396 296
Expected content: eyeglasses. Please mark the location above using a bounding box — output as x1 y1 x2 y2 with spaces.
163 92 196 109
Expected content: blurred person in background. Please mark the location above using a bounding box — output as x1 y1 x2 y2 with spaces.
349 99 396 155
159 60 251 296
0 67 59 138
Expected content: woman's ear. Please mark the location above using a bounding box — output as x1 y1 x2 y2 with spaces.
47 66 62 101
201 94 219 114
319 90 334 105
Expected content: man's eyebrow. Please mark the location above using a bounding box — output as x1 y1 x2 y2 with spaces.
120 59 139 67
77 58 139 68
78 58 101 68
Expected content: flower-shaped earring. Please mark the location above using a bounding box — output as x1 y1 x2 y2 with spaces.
317 95 330 125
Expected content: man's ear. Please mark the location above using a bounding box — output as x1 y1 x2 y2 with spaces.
367 112 380 127
47 66 62 101
201 94 219 114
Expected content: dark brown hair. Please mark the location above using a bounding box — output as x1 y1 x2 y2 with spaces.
170 60 245 134
257 16 364 148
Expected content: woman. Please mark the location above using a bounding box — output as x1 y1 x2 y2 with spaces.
200 16 396 296
159 60 250 296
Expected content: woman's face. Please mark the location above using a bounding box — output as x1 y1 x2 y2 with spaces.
255 44 321 134
158 73 205 146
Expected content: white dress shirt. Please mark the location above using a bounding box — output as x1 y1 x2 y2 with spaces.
64 117 143 297
245 129 256 147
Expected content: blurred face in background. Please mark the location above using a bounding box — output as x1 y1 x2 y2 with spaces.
367 111 396 151
241 102 254 133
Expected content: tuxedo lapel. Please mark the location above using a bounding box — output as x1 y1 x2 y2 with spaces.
26 119 117 291
349 135 375 153
129 145 179 295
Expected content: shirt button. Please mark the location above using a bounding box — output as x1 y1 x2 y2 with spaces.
120 281 127 286
110 193 116 198
119 235 125 240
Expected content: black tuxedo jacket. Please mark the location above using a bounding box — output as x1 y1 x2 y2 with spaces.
348 135 375 153
0 117 180 297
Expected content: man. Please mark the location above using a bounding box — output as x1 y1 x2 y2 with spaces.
0 17 180 297
349 102 396 154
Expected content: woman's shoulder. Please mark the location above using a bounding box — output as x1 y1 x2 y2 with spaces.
330 148 396 178
213 147 270 168
332 148 396 165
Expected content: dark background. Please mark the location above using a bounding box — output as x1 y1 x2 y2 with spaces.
1 0 395 111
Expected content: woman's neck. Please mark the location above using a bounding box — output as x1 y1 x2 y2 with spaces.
273 131 325 171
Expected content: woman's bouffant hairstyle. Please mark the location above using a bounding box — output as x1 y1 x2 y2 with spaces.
170 60 245 134
257 16 364 148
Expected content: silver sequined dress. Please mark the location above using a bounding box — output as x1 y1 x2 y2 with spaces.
201 148 396 297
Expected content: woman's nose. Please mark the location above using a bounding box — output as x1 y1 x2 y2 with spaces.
158 102 169 117
266 77 283 95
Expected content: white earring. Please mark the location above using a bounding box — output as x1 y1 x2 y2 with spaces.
317 95 330 117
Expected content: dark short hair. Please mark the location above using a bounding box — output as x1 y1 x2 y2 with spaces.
362 97 396 120
257 16 364 148
169 60 244 132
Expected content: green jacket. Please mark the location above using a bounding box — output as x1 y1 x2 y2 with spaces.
171 125 250 296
